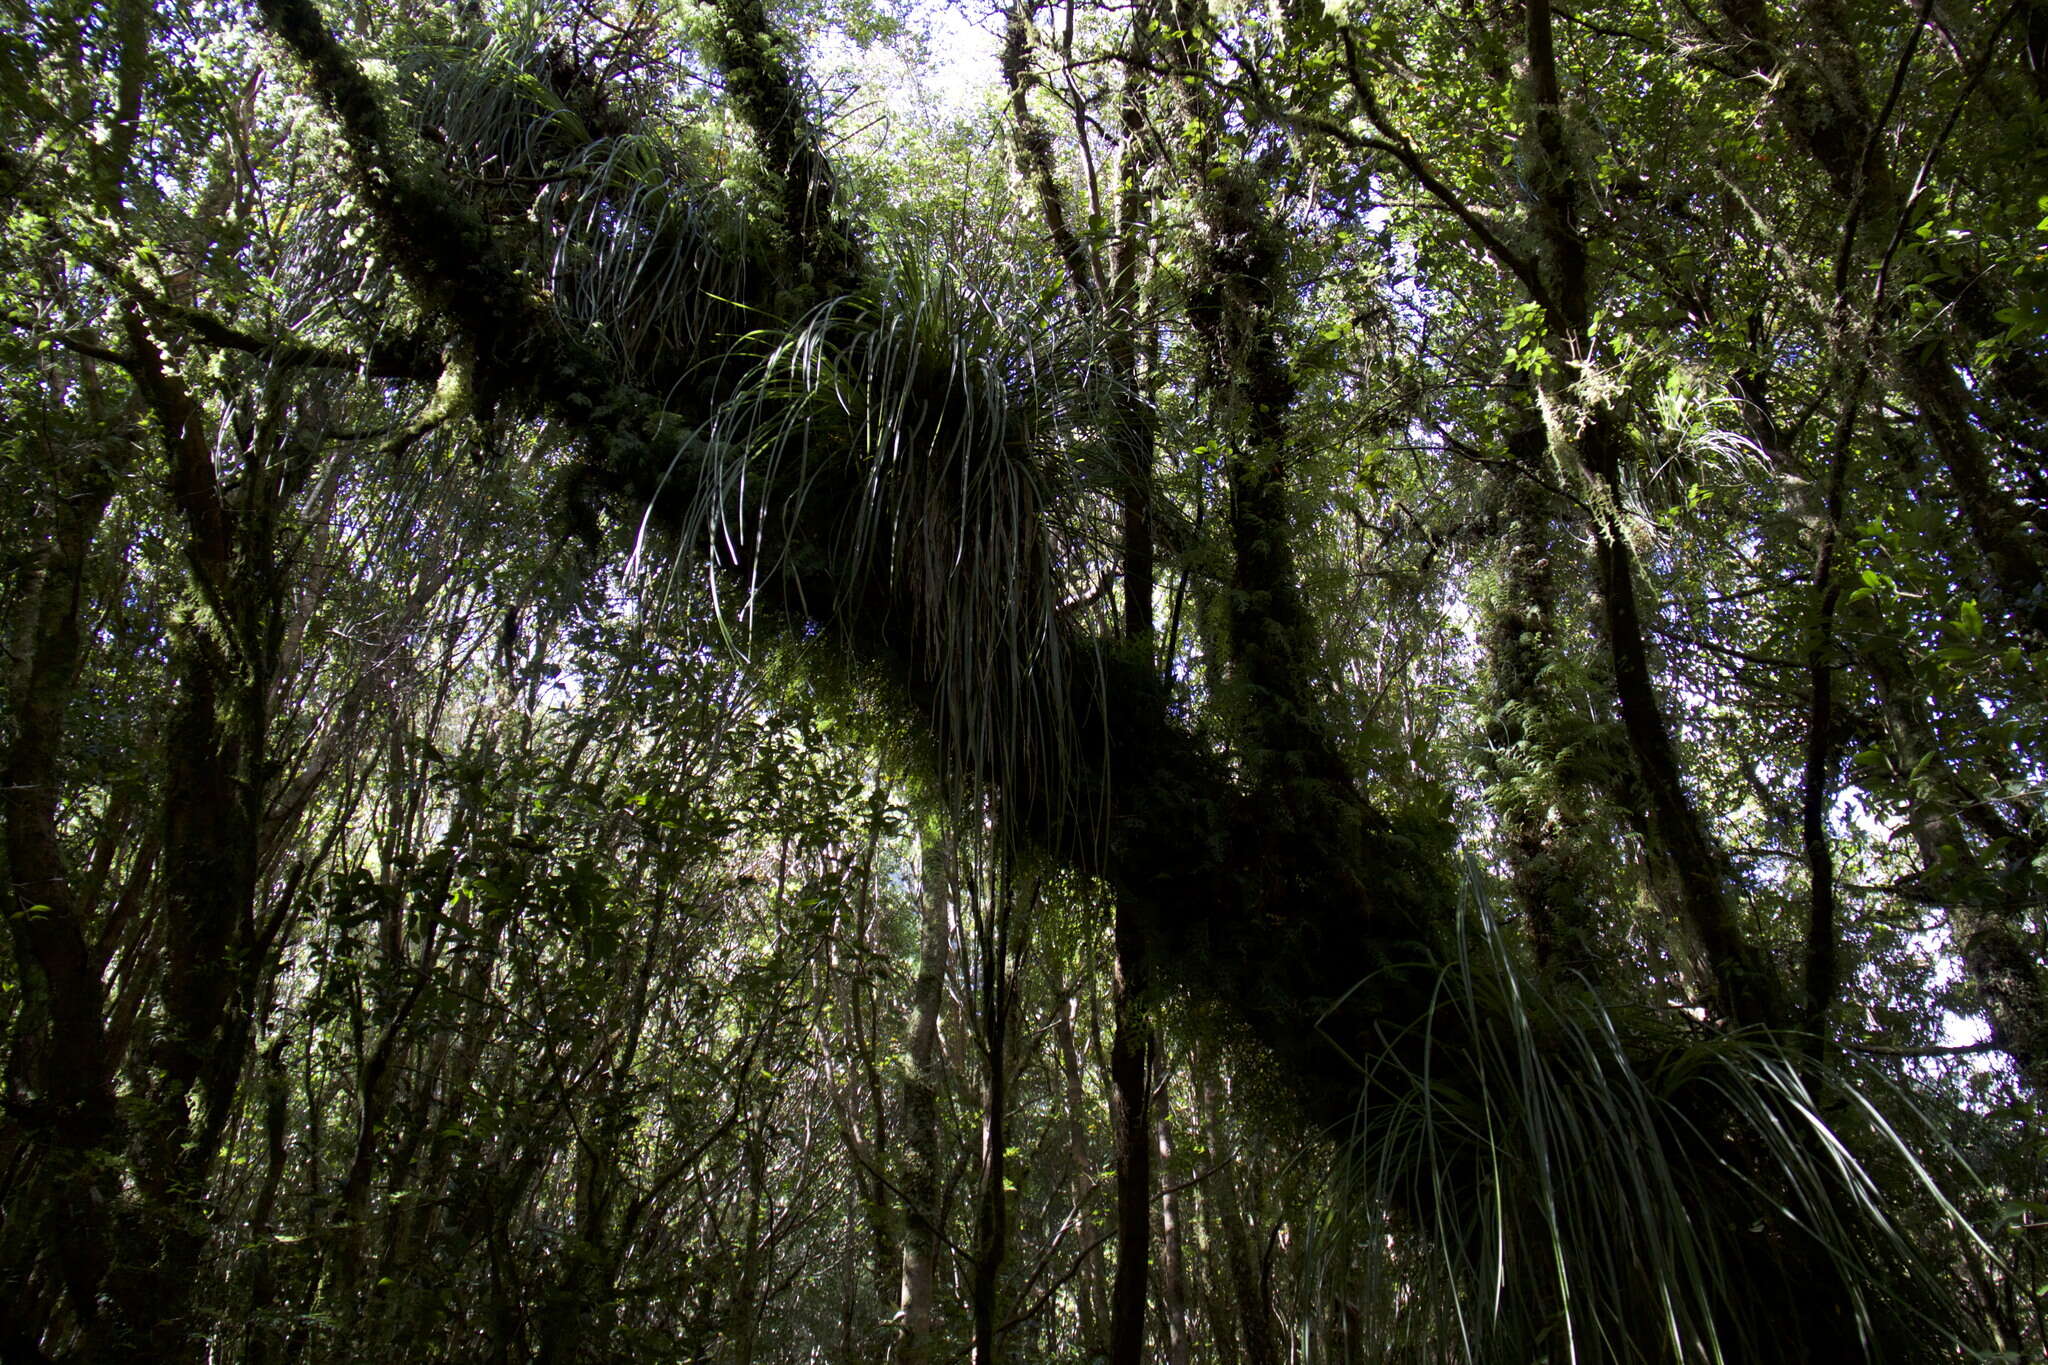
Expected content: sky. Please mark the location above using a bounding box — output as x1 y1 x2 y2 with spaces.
807 0 1003 138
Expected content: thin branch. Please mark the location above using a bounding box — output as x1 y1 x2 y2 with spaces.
1840 1039 2001 1058
1 311 136 368
1337 27 1547 305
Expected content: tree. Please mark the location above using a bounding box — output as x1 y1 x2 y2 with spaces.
1 0 2041 1358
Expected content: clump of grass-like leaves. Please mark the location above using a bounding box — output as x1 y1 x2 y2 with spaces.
393 7 762 394
685 240 1129 829
1314 868 1996 1364
383 8 1132 844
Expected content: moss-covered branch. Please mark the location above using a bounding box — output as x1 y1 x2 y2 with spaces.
253 0 1455 1123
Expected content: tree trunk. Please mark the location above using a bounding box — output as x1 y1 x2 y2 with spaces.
1003 15 1164 1357
1053 988 1108 1354
240 1040 293 1365
897 827 950 1365
0 426 125 1354
1155 1083 1192 1365
104 311 284 1360
1479 430 1603 980
245 8 1983 1358
1711 0 2048 641
256 0 1457 1153
970 866 1030 1365
1198 1066 1277 1365
1517 0 1782 1028
1107 904 1153 1365
1739 369 2048 1089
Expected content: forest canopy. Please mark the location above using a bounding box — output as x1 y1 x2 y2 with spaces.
2 0 2045 1360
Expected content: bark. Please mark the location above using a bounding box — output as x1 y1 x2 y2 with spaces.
1052 990 1108 1353
2028 0 2048 100
1154 1085 1192 1365
108 310 280 1360
1162 33 1442 1066
0 30 151 1337
1711 0 2048 640
1107 907 1153 1365
820 805 903 1358
1110 134 1157 652
731 1134 768 1365
703 0 861 304
1002 23 1162 1357
1798 390 1861 1034
1000 4 1098 308
250 6 1970 1357
0 428 125 1351
241 1040 293 1365
256 0 1455 1156
969 874 1022 1365
1197 1068 1277 1365
327 937 435 1332
1480 428 1602 980
896 829 950 1365
1518 0 1784 1029
1739 370 2048 1088
379 906 507 1352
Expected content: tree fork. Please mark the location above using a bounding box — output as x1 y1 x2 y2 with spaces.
251 7 1983 1357
1518 0 1784 1030
255 0 1453 1132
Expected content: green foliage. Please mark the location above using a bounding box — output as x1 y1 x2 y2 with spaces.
3 0 2045 1359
